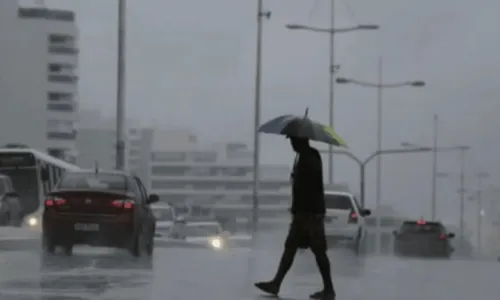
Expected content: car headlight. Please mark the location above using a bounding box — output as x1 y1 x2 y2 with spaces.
28 217 38 227
210 237 223 249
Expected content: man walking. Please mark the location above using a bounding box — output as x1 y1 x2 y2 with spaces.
254 137 335 300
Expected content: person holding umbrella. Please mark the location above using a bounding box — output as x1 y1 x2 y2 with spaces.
254 112 346 300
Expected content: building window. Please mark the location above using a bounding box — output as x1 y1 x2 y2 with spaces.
47 120 74 132
151 166 186 176
185 166 217 176
192 183 218 190
47 131 76 140
48 74 77 83
224 182 251 190
48 34 75 45
260 182 288 190
151 152 187 162
48 34 78 55
151 181 187 189
47 103 74 112
221 167 251 176
48 92 73 101
19 8 75 22
190 151 217 162
48 62 76 74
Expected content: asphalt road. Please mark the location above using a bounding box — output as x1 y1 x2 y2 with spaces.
0 237 498 300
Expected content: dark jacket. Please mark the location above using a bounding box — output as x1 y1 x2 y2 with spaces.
290 146 325 214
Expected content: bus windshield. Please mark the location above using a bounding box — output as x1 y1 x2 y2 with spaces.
0 169 39 215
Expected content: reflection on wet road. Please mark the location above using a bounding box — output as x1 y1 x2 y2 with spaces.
0 241 499 300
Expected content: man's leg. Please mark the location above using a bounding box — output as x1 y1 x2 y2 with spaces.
254 220 300 295
311 248 335 295
309 217 335 300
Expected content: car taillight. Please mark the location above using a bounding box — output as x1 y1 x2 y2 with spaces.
439 234 447 240
111 200 134 209
348 212 358 223
45 197 66 207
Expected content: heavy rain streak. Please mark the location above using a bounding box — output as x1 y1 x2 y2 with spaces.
0 0 499 299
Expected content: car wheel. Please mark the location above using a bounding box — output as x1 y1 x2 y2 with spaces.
42 235 56 254
129 227 148 258
353 229 364 255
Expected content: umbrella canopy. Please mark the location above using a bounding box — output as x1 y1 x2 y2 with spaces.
258 114 347 147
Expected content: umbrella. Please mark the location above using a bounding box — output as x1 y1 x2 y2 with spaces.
258 114 347 147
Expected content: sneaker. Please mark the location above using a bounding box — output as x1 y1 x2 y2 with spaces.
309 290 336 300
254 281 280 296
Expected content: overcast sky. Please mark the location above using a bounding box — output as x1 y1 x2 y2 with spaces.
36 0 499 224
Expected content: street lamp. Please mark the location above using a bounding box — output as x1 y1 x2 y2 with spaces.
336 59 425 241
285 13 379 187
251 0 272 237
115 0 127 170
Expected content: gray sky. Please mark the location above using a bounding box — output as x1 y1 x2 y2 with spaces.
40 0 499 224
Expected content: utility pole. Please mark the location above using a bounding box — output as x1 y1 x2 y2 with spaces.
251 0 271 235
374 56 383 253
327 0 336 185
115 0 126 170
458 147 466 247
431 114 438 220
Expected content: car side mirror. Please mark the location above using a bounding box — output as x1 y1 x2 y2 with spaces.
361 209 371 217
448 232 455 238
147 194 159 204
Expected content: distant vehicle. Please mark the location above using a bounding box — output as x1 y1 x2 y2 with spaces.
168 220 228 250
323 191 371 254
392 219 455 258
0 147 80 229
0 174 22 226
42 169 159 257
151 203 177 237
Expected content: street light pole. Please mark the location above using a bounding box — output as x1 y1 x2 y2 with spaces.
251 0 271 236
458 147 466 246
115 0 126 170
328 0 335 186
431 114 438 220
474 172 489 253
336 74 424 214
285 19 378 187
375 56 383 218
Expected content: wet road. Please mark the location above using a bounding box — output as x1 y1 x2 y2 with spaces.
0 239 499 300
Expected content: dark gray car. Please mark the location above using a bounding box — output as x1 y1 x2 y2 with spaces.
0 174 22 226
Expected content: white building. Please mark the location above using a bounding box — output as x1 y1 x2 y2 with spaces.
0 2 78 162
75 110 153 185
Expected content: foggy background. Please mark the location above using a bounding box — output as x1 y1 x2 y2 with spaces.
32 0 500 223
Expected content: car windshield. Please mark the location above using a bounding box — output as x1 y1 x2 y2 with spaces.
57 172 127 191
401 221 443 234
183 224 221 237
325 194 353 210
153 208 175 221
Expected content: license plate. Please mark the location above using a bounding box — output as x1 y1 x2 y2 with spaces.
74 223 99 231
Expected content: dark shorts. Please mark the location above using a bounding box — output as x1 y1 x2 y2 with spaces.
285 214 327 252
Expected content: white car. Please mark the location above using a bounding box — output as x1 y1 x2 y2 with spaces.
324 191 371 254
151 203 177 237
171 221 228 250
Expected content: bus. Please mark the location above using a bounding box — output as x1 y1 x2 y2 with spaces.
0 148 80 228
